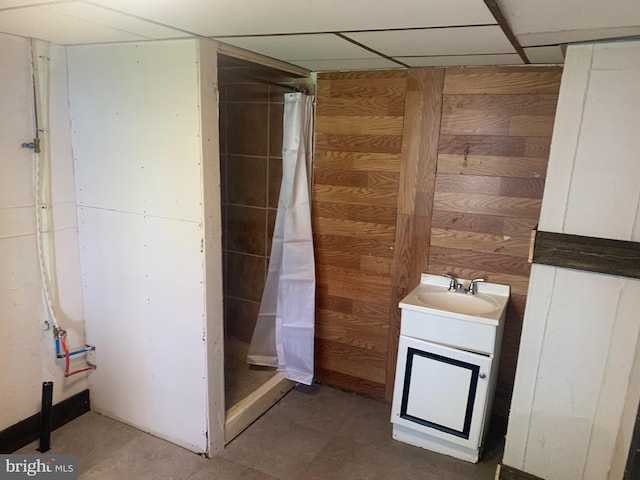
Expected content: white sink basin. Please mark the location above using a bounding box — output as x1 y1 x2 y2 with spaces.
399 274 510 324
416 291 501 315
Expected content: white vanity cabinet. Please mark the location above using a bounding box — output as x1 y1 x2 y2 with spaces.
390 274 509 463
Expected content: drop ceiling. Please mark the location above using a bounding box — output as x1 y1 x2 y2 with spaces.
0 0 639 72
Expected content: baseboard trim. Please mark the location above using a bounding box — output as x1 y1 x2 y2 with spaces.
0 389 90 453
498 464 545 480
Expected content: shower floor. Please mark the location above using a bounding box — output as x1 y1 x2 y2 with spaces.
224 336 278 409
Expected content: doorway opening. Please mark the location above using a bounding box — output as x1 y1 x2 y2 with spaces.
217 53 310 443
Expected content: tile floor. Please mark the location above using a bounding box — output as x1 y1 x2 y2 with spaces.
17 384 503 479
225 336 277 408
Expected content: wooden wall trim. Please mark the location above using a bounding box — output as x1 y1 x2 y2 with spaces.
386 68 444 401
533 231 640 279
499 464 545 480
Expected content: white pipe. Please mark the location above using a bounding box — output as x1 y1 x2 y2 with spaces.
31 39 62 334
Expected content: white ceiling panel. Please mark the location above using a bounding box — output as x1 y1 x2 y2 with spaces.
518 26 640 48
0 0 67 8
345 26 515 57
496 0 640 39
398 53 523 67
216 34 379 61
291 57 400 71
524 46 564 64
48 3 188 40
0 6 147 44
89 0 496 36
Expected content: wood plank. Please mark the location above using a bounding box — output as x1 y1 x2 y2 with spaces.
533 231 640 279
316 322 389 353
314 234 395 258
315 367 386 399
523 136 552 158
508 115 556 137
317 264 392 306
437 153 548 178
431 210 505 235
316 96 404 117
313 184 398 207
312 201 348 219
388 68 444 401
314 151 401 172
439 134 552 158
442 112 555 137
503 218 539 237
360 255 392 275
367 171 400 190
444 67 562 95
314 338 387 384
318 78 406 98
433 192 542 218
346 204 397 225
431 228 531 257
316 306 389 332
443 94 559 116
313 217 395 241
315 248 361 270
316 115 404 136
314 168 369 187
499 177 545 199
312 202 397 226
315 133 403 154
435 174 502 196
316 324 388 353
428 245 532 277
316 294 353 314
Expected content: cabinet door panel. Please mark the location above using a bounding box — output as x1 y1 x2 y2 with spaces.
391 336 492 449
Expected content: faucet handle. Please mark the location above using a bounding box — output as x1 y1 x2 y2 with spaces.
442 273 457 291
469 278 485 294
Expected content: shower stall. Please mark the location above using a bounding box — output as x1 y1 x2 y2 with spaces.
217 54 312 442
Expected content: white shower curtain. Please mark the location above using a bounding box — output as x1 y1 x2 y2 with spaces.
247 92 315 385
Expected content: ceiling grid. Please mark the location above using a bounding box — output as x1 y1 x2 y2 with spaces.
0 0 639 70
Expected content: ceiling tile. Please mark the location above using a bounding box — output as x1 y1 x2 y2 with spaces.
89 0 495 36
290 58 401 71
0 6 147 44
49 3 188 40
344 26 515 57
518 26 640 47
215 34 379 61
0 0 67 8
398 54 523 67
496 0 640 40
524 46 564 64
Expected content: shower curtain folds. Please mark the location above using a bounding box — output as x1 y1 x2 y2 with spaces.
247 92 315 385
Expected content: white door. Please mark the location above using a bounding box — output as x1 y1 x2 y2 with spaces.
391 335 492 449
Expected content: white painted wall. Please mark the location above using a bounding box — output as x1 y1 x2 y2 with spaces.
67 39 221 453
504 40 640 480
0 33 87 430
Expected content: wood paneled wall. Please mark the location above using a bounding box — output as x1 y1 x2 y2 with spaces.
313 66 562 431
314 70 407 397
427 67 562 429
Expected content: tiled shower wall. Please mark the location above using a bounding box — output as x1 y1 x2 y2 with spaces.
218 58 289 343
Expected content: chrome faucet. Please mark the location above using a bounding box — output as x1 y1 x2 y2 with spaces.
442 273 486 295
469 278 485 295
442 273 458 291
